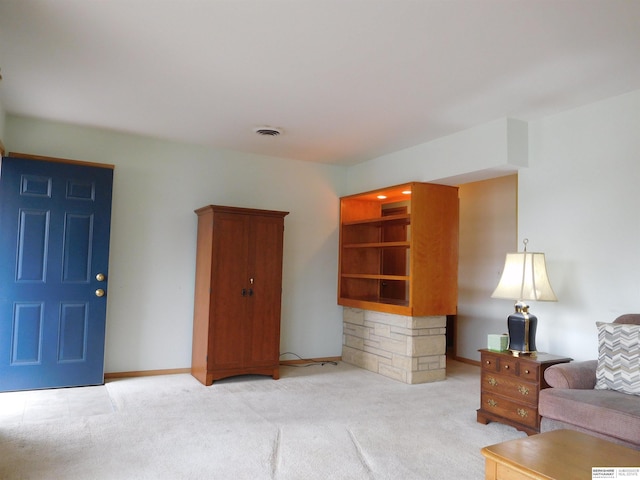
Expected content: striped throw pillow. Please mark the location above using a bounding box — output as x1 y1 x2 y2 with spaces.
595 322 640 395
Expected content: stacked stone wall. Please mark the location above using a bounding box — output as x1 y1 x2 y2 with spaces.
342 307 446 384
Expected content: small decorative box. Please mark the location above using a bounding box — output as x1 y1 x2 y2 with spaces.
488 334 508 351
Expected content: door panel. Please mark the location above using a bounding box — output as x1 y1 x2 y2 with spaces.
63 213 93 282
58 302 89 361
209 213 247 369
0 157 113 391
17 209 49 282
11 302 44 364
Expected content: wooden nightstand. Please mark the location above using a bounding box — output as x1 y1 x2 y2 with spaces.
476 349 572 435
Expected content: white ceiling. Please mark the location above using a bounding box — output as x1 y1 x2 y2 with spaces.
1 0 639 166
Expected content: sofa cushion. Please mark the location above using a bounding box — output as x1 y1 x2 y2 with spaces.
595 322 640 395
539 388 640 446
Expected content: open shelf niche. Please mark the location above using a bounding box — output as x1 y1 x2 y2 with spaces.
338 181 459 317
339 181 459 384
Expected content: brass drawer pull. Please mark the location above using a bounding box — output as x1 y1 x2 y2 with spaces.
487 399 498 407
487 377 498 387
524 369 530 374
485 360 492 366
518 385 530 395
517 408 528 418
504 365 510 370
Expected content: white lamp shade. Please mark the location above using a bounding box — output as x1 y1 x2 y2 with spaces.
491 252 557 302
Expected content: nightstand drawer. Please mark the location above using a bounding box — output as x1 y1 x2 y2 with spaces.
481 353 500 372
480 392 538 429
497 355 519 377
489 355 540 382
518 362 539 382
481 372 538 406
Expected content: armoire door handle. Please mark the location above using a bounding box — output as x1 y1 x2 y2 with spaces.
241 288 247 296
248 288 253 296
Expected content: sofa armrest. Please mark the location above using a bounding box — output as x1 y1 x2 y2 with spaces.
544 360 598 389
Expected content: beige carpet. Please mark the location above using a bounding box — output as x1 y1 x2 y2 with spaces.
0 360 525 479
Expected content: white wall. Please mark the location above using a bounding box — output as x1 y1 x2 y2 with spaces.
5 115 346 373
345 117 527 193
457 175 517 361
520 89 640 361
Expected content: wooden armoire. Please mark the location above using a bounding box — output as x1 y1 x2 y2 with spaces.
191 205 289 385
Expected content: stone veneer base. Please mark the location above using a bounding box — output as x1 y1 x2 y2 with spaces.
342 307 447 384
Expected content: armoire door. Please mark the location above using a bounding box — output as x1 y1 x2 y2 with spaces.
246 214 285 367
209 212 248 370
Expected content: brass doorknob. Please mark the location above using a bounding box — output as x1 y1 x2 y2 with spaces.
96 273 106 281
95 289 105 297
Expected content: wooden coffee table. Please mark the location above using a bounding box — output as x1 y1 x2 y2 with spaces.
481 429 640 479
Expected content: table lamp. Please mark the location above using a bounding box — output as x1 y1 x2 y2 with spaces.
491 239 557 356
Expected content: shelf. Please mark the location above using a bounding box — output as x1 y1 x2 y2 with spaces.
342 213 410 227
343 241 410 249
338 296 410 315
341 273 410 281
339 296 409 306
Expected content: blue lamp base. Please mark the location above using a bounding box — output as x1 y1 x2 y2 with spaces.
507 302 537 356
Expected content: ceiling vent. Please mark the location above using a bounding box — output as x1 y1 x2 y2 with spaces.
254 127 282 137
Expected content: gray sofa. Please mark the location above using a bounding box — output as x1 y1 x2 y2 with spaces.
538 314 640 449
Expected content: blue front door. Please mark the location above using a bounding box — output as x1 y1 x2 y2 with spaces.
0 156 113 391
